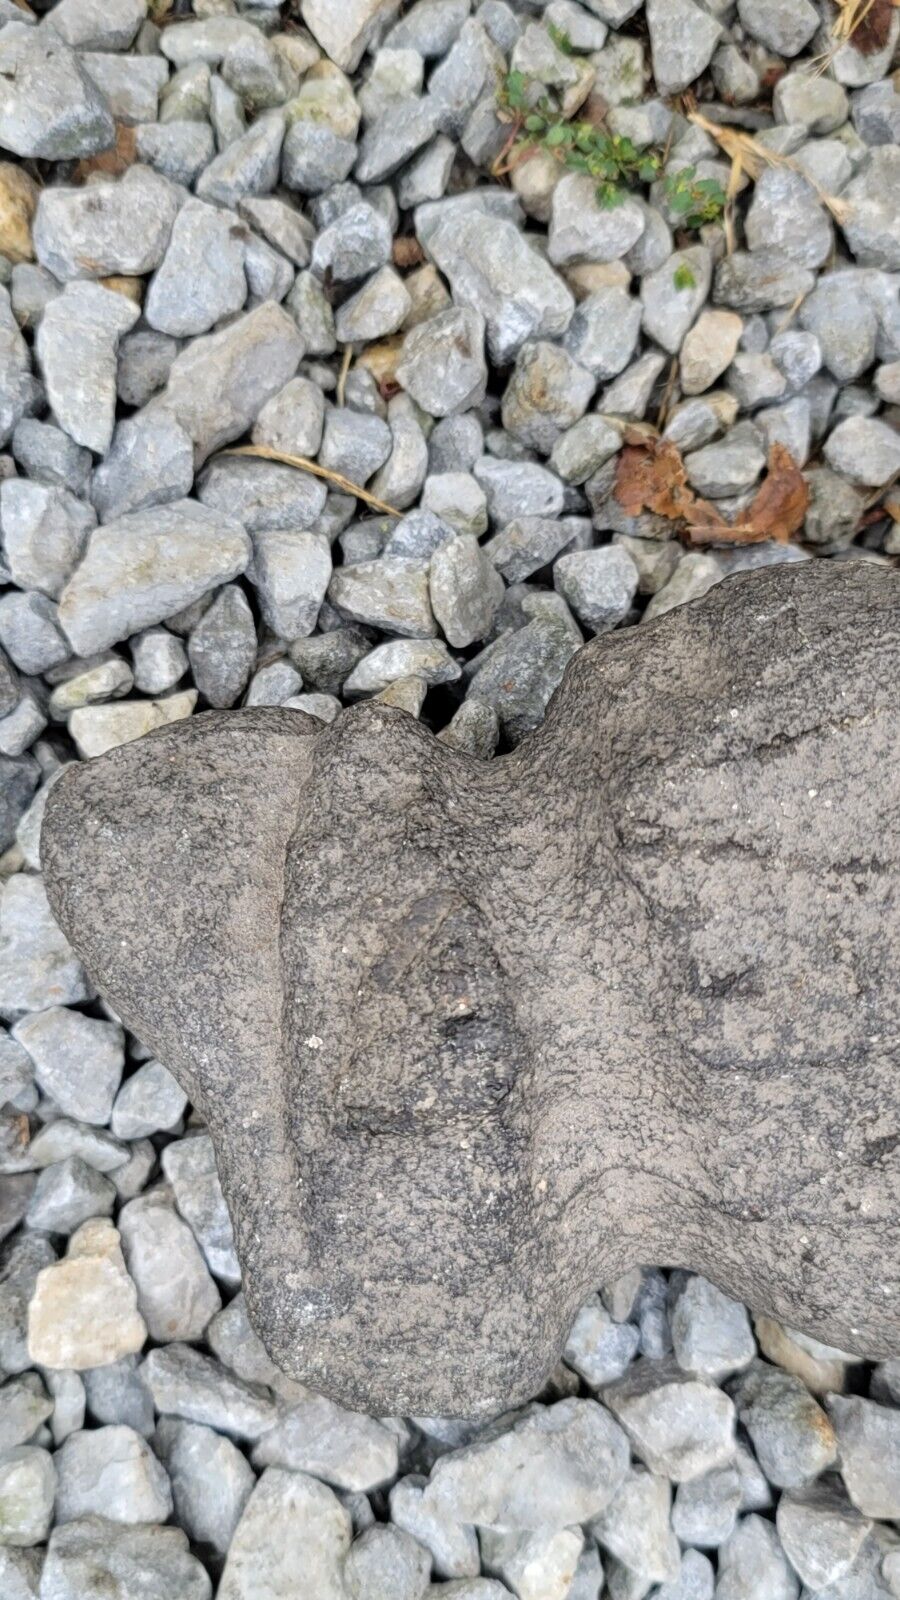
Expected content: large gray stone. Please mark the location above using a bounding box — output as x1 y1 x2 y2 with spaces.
37 282 140 456
396 307 487 417
0 25 115 159
41 562 900 1420
154 1418 255 1558
219 1466 351 1600
146 302 305 465
33 165 179 282
1 479 96 601
426 211 574 365
0 288 39 448
57 500 250 655
40 1517 212 1600
145 199 247 338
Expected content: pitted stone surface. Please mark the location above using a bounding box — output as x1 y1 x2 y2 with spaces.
42 562 900 1418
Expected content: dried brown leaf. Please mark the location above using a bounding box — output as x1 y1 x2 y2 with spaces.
392 236 425 269
615 438 809 548
615 438 689 519
74 122 135 181
688 444 810 547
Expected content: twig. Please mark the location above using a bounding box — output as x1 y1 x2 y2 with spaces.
774 290 807 334
655 356 679 432
336 343 353 409
491 112 525 179
219 445 403 518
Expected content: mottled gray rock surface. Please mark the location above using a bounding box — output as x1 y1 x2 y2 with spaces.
43 563 900 1418
2 0 900 1586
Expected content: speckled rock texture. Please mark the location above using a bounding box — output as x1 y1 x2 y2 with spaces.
42 560 900 1419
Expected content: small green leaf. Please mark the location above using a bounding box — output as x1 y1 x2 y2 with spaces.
673 263 697 291
504 70 527 109
524 114 546 132
669 189 694 214
545 124 568 147
547 21 575 53
597 181 626 209
638 159 659 183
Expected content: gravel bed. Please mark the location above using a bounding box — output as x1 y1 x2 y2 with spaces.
0 0 899 1593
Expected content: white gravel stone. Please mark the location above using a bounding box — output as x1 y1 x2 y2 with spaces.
160 1134 238 1286
25 1120 128 1176
646 0 721 95
481 1525 584 1600
82 1354 154 1437
0 26 115 160
41 1516 212 1600
826 1395 900 1519
0 1372 53 1452
0 873 92 1017
253 1394 399 1491
590 1465 680 1591
118 1190 221 1344
424 1398 630 1532
250 529 332 640
68 690 197 759
111 1061 187 1141
145 199 247 339
26 1217 146 1371
154 1417 255 1558
669 1273 756 1381
671 1461 741 1548
732 1362 837 1491
390 1473 480 1579
142 1342 277 1441
430 533 504 648
55 1424 172 1526
824 415 900 487
603 1358 735 1482
563 1295 641 1388
25 1157 116 1235
58 500 250 657
219 1466 352 1600
34 166 179 282
775 1480 871 1589
715 1513 798 1600
146 301 305 465
549 174 646 267
2 479 96 602
427 210 574 365
343 1523 432 1600
13 1007 123 1126
554 546 638 634
0 1445 55 1546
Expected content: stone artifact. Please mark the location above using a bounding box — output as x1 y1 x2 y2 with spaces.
42 562 900 1418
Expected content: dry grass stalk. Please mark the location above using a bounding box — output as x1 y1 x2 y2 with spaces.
831 0 896 42
687 108 849 231
220 444 403 518
336 343 353 408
